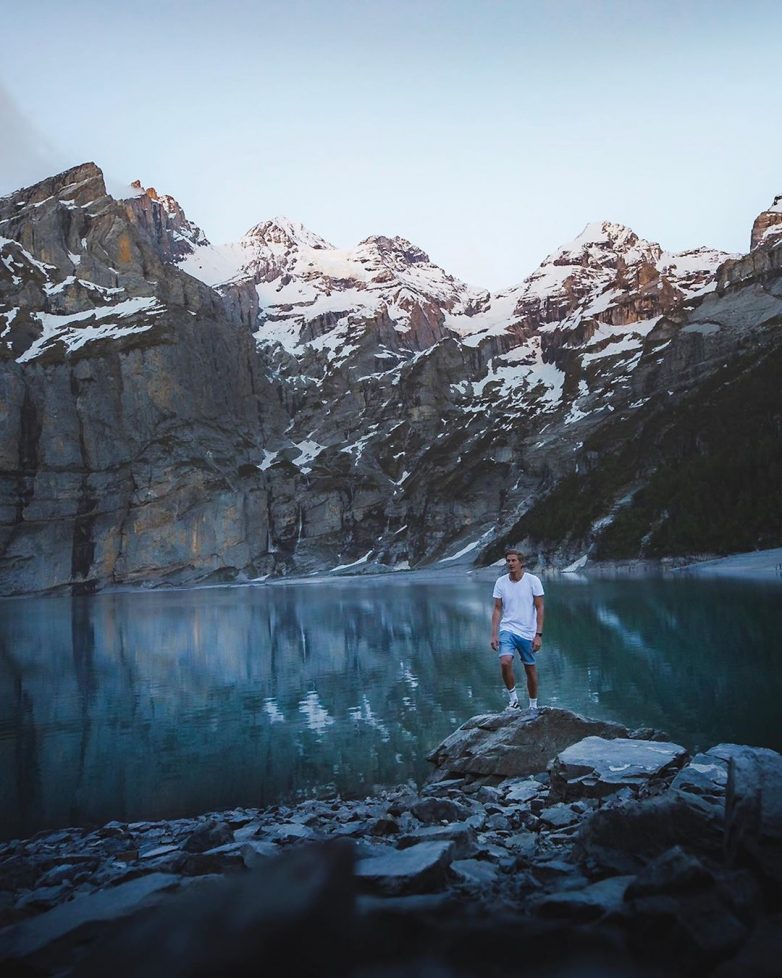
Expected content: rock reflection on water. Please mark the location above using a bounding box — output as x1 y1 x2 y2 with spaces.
1 572 780 840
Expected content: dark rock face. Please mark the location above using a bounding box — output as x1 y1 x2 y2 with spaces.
1 710 779 978
0 163 288 594
1 163 781 594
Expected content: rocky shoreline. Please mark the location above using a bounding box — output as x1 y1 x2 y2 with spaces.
1 707 780 977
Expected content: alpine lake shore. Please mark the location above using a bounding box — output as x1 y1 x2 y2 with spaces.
1 698 780 978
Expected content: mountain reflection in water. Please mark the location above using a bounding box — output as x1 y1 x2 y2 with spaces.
1 571 780 840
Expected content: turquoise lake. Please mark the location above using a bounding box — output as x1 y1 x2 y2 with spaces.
1 569 780 841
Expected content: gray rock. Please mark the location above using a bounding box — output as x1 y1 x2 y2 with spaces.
409 797 471 825
671 751 729 802
139 844 179 860
504 833 538 861
538 804 581 830
0 872 181 959
14 882 72 912
417 779 466 798
397 822 476 859
368 816 400 836
426 708 633 783
723 744 782 887
474 785 503 803
449 859 500 887
355 841 454 895
239 840 279 867
484 813 512 831
501 779 547 804
265 822 318 844
550 736 688 800
535 874 634 921
579 792 726 875
182 821 233 854
232 822 263 842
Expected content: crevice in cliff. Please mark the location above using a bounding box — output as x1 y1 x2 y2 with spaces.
15 384 41 524
69 370 98 593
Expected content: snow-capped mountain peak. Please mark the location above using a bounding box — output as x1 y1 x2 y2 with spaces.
244 216 333 251
356 235 430 265
178 219 489 356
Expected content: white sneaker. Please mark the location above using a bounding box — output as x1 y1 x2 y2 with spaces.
528 706 539 718
508 698 520 710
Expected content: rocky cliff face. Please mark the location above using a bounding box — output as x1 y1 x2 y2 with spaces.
0 162 779 594
0 163 288 594
750 194 782 250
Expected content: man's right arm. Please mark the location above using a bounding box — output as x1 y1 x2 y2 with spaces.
490 597 502 650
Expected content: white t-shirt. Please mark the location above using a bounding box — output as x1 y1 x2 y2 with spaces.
492 573 544 639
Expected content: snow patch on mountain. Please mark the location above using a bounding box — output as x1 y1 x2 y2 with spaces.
17 296 161 362
471 337 565 408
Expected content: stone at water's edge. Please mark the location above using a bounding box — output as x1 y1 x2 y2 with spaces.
722 744 782 887
549 737 689 800
424 706 649 784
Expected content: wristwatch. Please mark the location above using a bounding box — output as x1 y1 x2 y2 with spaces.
536 632 543 636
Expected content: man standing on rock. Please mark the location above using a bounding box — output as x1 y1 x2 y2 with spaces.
490 549 545 713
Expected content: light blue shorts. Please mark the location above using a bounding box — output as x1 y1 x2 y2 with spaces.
498 630 536 665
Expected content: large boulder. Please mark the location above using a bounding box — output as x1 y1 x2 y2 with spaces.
576 792 727 876
721 744 782 893
549 736 689 800
425 707 635 784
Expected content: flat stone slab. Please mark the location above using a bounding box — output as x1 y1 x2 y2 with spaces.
535 875 634 921
502 779 547 804
550 737 688 799
538 803 581 830
0 872 180 959
355 841 454 895
397 822 476 860
449 859 499 886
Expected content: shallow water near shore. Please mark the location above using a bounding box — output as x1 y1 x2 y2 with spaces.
1 569 781 841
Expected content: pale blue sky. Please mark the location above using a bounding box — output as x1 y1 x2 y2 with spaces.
2 0 780 288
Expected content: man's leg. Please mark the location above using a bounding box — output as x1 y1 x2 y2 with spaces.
523 663 538 707
523 664 538 697
500 655 519 707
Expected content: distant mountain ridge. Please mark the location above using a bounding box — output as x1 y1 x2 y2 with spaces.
0 162 779 595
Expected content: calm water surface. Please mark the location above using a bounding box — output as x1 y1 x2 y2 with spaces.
1 570 780 841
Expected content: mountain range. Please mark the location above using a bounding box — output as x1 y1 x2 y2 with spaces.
1 162 780 595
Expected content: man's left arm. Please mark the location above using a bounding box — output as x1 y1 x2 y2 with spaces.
532 596 545 652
